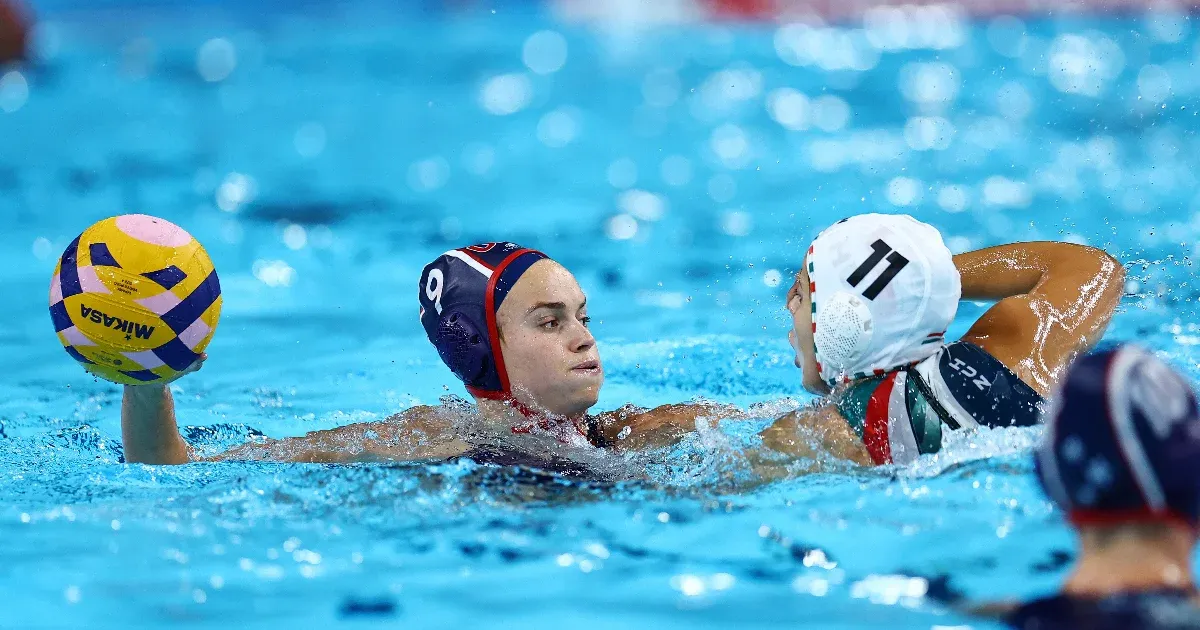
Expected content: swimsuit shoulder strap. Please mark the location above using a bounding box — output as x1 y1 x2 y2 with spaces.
835 375 884 442
1008 590 1200 630
835 371 942 465
837 341 1047 464
911 340 1046 430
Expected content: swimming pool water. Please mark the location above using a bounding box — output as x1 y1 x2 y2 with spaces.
2 1 1199 627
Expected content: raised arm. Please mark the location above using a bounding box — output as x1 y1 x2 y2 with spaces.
954 242 1125 396
121 354 208 464
123 381 194 464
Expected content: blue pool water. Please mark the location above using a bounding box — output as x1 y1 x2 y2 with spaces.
2 1 1199 627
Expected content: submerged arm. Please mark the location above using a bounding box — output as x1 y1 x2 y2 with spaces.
593 402 748 450
954 242 1125 396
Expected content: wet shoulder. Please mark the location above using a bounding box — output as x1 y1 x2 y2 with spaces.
1007 591 1200 630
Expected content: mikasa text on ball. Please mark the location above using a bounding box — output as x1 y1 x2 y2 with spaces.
48 214 222 385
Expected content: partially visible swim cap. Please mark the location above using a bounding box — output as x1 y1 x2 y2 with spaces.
806 213 960 385
418 242 548 399
1036 345 1200 526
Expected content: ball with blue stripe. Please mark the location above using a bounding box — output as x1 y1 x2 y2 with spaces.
49 214 222 385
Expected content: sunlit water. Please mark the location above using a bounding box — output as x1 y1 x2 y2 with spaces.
2 1 1198 627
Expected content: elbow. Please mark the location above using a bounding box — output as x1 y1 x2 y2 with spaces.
1094 248 1126 299
1082 248 1126 334
1058 243 1124 296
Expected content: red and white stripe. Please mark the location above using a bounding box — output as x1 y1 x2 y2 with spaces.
862 371 920 465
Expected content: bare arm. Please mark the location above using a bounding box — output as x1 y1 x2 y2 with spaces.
121 354 467 464
122 383 193 464
210 408 469 463
758 403 872 466
121 354 209 465
593 402 747 450
955 242 1125 396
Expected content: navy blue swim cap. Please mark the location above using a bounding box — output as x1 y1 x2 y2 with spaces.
418 242 548 400
1036 344 1200 526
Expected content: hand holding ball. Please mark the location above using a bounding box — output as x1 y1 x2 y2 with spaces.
49 215 222 385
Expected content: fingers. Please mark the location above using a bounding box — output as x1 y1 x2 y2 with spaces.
162 353 208 384
186 353 208 374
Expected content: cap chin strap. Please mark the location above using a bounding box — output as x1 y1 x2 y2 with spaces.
467 385 540 418
506 395 539 421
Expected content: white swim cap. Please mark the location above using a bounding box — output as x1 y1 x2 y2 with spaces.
806 213 961 385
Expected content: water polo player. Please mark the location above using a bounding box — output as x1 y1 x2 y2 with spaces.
974 344 1200 628
761 213 1126 466
120 242 738 469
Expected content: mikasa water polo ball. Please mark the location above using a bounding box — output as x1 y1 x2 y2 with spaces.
48 214 222 385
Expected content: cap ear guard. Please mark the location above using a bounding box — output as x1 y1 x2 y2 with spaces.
418 255 503 394
435 309 491 386
813 290 874 381
806 213 958 385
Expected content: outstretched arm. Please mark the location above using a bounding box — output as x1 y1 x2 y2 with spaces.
210 409 469 463
121 354 467 464
955 242 1125 396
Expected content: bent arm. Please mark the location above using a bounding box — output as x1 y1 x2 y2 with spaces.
955 242 1125 396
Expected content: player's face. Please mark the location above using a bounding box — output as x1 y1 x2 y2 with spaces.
496 260 603 417
786 266 831 396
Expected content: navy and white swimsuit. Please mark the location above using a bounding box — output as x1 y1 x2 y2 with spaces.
836 341 1046 464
